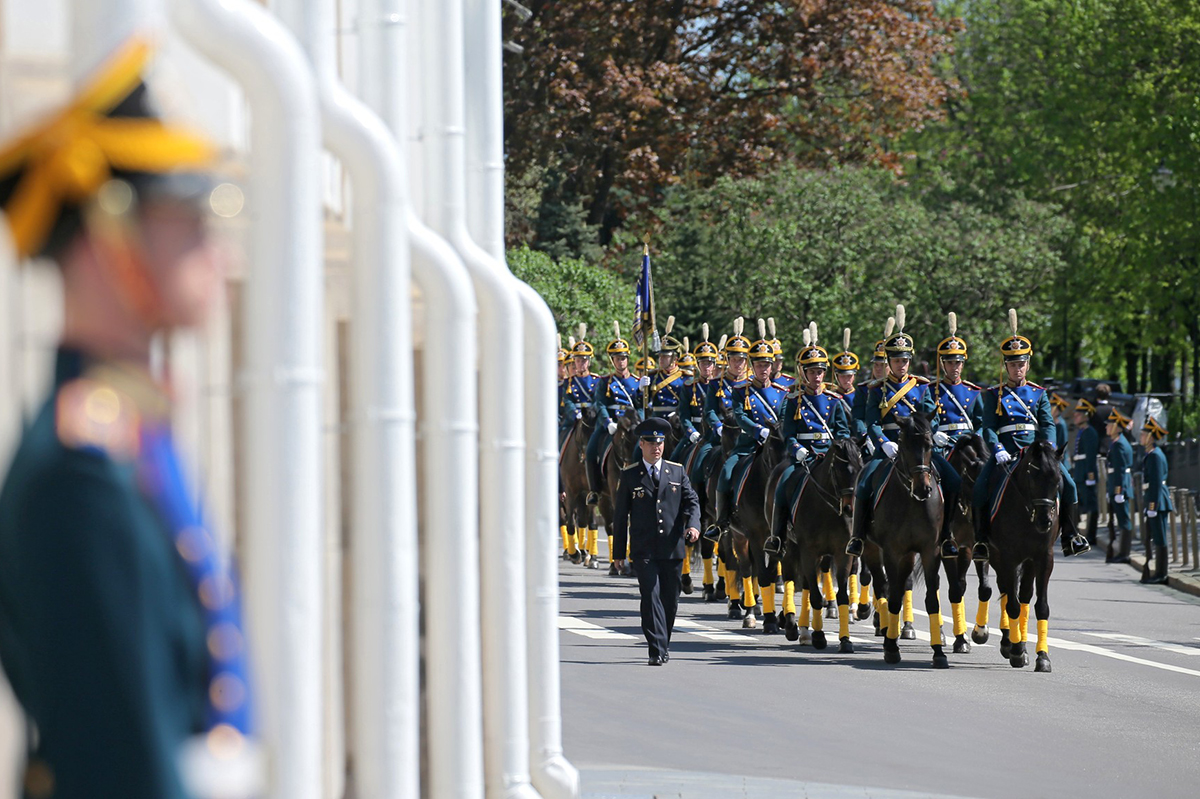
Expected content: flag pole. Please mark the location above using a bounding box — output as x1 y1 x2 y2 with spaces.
642 233 652 414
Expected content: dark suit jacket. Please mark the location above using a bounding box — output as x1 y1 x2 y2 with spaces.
612 459 701 560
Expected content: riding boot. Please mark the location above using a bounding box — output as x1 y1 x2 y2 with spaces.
585 455 604 506
1060 504 1092 557
938 496 960 560
705 490 730 541
972 506 990 563
1085 510 1098 546
765 494 789 556
845 491 869 557
1141 545 1170 584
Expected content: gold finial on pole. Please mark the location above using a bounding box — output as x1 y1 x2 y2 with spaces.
643 231 651 256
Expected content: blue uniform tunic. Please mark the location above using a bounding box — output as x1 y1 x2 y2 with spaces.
1107 433 1135 533
689 374 745 483
1142 446 1174 546
716 380 789 493
671 376 712 463
586 373 642 464
1072 424 1101 514
932 379 983 446
858 375 961 499
1054 417 1070 451
647 369 687 420
775 387 851 508
972 382 1078 512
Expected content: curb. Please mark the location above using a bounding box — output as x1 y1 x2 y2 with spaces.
1126 553 1200 598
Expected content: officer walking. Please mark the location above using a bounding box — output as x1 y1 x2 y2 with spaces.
1139 417 1173 584
1105 408 1135 564
0 40 257 798
611 418 701 665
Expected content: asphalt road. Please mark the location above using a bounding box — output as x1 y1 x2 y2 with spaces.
558 540 1200 799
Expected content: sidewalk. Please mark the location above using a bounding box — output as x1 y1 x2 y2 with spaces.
1126 553 1200 598
580 767 982 799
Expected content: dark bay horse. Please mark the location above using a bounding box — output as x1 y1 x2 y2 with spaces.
705 404 742 608
725 424 786 631
559 407 597 566
597 408 641 575
987 440 1061 672
860 413 950 668
781 439 863 652
943 433 994 653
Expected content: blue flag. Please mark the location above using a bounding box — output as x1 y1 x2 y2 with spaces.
632 245 655 347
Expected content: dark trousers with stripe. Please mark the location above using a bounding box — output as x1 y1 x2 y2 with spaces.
635 557 683 658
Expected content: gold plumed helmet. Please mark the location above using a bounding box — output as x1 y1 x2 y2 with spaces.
748 318 775 361
873 316 895 363
570 323 595 358
0 38 219 260
1143 416 1168 440
883 304 914 359
606 321 631 356
725 316 752 355
656 315 684 355
1000 308 1032 361
767 318 784 360
693 323 719 360
678 337 697 371
832 328 859 373
795 321 829 369
635 356 654 376
938 312 968 361
556 333 568 363
716 335 729 368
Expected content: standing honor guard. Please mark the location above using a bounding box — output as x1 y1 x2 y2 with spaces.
611 418 701 665
585 322 641 506
0 39 259 798
1105 409 1135 564
971 310 1091 562
1139 417 1173 584
767 324 850 555
1072 397 1102 545
846 306 962 559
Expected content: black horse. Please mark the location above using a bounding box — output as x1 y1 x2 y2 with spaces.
860 413 950 668
780 439 863 651
986 440 1061 672
725 423 786 631
597 407 641 575
942 433 994 653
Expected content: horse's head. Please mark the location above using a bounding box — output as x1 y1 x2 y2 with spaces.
950 432 987 493
896 413 936 501
1017 439 1062 534
612 407 641 465
824 438 863 515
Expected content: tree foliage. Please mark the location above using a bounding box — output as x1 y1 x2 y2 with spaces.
508 246 627 345
504 0 961 246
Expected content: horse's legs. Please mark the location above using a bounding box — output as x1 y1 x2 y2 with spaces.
972 561 992 644
944 553 970 653
821 563 837 619
992 560 1013 659
758 552 779 634
738 540 758 628
883 552 914 664
1034 553 1054 672
848 556 861 619
900 573 916 640
805 553 828 649
864 544 887 636
924 552 949 668
857 557 873 619
1010 561 1035 668
835 551 854 653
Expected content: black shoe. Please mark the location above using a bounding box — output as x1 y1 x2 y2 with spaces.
681 574 694 595
661 651 670 663
764 536 782 556
1107 555 1131 564
1062 534 1091 557
939 539 959 559
585 491 599 506
972 541 990 563
845 538 864 557
648 655 665 666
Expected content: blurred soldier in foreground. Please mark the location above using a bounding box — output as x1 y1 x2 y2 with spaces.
0 40 259 799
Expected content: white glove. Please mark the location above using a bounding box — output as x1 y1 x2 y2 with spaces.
758 426 771 442
882 441 899 460
574 409 582 420
606 421 617 435
637 375 651 389
1085 478 1096 486
793 444 810 462
689 430 701 443
714 423 724 437
995 449 1014 465
933 431 950 448
1113 493 1125 504
1146 508 1158 518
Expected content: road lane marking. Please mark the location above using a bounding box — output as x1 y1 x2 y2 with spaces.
1082 632 1200 657
557 616 638 641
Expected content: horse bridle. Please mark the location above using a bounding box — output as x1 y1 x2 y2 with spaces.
806 444 856 516
1001 448 1059 524
894 437 938 501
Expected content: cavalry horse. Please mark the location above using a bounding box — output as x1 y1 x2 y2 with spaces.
724 423 786 631
860 413 951 668
780 439 863 651
597 407 641 575
942 433 994 653
558 407 598 567
985 439 1061 672
705 403 743 605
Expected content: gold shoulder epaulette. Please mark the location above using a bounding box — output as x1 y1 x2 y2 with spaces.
963 380 982 390
911 375 930 385
1028 381 1044 390
55 378 140 459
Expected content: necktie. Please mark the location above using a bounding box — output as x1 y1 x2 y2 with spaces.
650 464 659 487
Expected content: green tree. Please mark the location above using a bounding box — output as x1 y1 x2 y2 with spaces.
508 246 629 346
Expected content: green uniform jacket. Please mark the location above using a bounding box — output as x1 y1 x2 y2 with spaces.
1142 446 1175 513
0 350 207 799
1072 425 1100 486
1106 434 1134 498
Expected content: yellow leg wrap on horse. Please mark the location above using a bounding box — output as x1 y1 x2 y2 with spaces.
1036 619 1049 654
822 571 835 603
860 583 871 607
761 585 776 615
561 525 571 552
784 581 796 616
952 602 966 637
999 594 1009 631
566 528 578 555
742 577 757 608
703 556 714 585
903 590 914 623
877 598 888 622
929 612 943 646
588 528 599 557
812 604 824 632
626 536 631 558
607 535 614 562
975 600 989 629
887 611 901 640
728 572 741 601
1019 604 1030 644
798 590 811 627
838 603 850 639
776 561 783 577
849 574 860 603
682 546 692 576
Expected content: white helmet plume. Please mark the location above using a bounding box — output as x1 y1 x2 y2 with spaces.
948 312 957 337
577 323 587 342
894 304 906 333
683 336 690 352
557 333 563 350
733 317 744 337
665 315 676 336
701 322 710 342
757 318 767 340
843 328 851 352
883 316 895 339
767 317 777 339
1008 308 1019 335
802 328 812 347
808 321 818 346
568 335 576 348
717 334 728 351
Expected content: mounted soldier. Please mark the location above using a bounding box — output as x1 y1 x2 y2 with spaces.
931 313 983 556
585 322 642 506
971 310 1091 562
707 319 790 539
644 316 688 426
671 326 718 466
677 337 697 379
846 305 962 560
1072 397 1102 546
852 322 893 452
768 317 796 389
831 328 860 431
766 323 851 556
1105 408 1135 564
